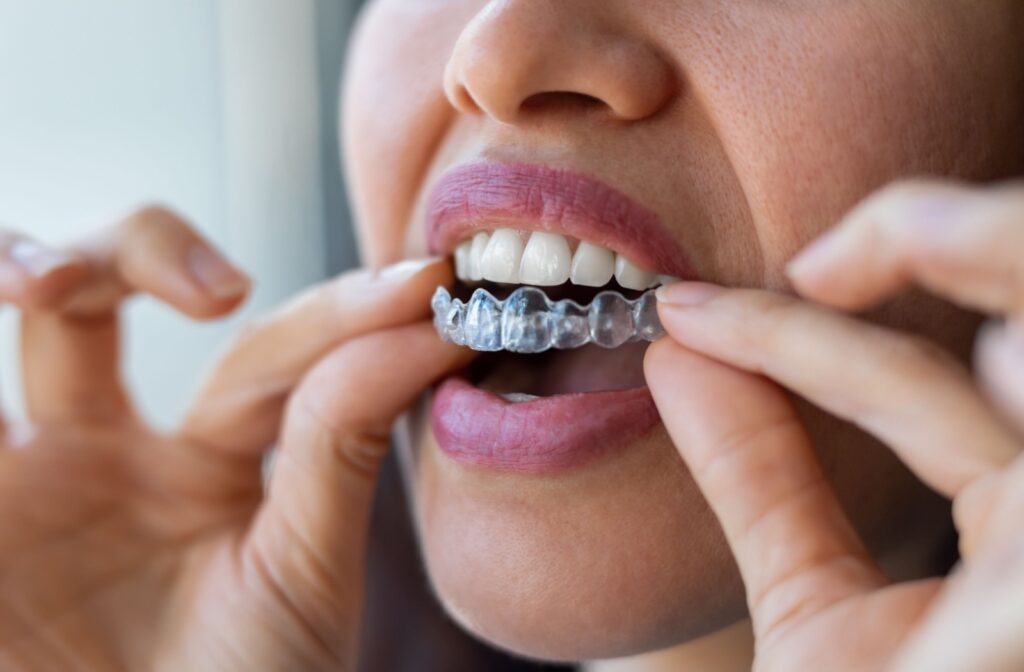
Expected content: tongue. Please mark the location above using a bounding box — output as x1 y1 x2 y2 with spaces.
480 342 650 397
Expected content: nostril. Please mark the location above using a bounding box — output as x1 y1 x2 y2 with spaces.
452 84 483 115
520 91 608 114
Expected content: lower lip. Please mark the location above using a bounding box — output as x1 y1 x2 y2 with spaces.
430 377 661 473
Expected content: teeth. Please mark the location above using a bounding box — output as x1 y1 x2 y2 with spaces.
467 232 490 281
454 230 676 290
479 228 524 283
614 255 657 291
519 232 572 286
589 292 634 348
550 300 589 350
432 286 665 353
463 288 503 351
502 284 552 353
454 240 473 280
570 241 615 287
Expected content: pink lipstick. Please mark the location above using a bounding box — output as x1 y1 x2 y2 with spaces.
426 161 695 279
425 160 688 473
431 379 660 473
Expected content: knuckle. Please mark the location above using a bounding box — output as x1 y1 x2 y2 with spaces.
873 332 960 388
952 473 1003 557
284 393 388 484
333 432 388 484
232 315 272 348
748 293 812 358
952 480 986 535
119 203 191 238
696 411 802 486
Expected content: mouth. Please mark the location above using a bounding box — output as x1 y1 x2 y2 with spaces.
426 161 693 473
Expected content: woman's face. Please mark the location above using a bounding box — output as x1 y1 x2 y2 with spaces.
342 1 1024 662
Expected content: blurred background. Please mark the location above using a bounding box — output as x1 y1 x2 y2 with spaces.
0 2 564 669
0 0 361 427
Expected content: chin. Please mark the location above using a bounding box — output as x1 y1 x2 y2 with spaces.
407 420 747 662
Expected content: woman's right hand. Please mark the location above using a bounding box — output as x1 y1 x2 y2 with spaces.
0 207 470 671
646 181 1024 671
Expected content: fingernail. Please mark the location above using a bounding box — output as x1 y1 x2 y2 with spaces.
786 228 841 279
9 240 75 278
895 190 969 235
998 321 1024 359
186 244 250 300
655 281 724 306
376 256 445 283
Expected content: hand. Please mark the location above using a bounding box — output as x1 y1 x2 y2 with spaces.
645 181 1024 671
0 207 470 671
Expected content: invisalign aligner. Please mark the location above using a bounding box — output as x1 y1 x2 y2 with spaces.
432 286 665 353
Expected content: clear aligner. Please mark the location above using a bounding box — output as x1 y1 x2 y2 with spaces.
431 286 665 353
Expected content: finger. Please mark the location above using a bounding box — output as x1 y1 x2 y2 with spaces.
787 180 1024 316
891 536 1024 672
976 320 1024 438
0 232 89 431
954 451 1024 562
0 230 89 310
21 206 250 425
64 204 251 319
934 321 1024 559
645 340 885 641
952 471 1004 559
178 258 451 456
241 322 472 666
655 284 1020 498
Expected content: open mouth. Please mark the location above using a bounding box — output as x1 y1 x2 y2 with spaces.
425 162 692 473
433 228 671 353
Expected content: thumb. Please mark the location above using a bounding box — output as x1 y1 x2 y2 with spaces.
644 338 884 642
243 321 473 664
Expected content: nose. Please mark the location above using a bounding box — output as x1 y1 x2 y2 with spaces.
444 1 677 124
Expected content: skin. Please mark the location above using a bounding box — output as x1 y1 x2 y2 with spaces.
0 212 472 670
0 3 1022 672
343 0 1024 663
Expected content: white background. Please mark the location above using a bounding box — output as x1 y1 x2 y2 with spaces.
0 0 357 427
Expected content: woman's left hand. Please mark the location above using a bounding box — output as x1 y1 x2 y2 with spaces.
645 180 1024 671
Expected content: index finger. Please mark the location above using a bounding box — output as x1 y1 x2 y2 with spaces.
654 284 1020 499
787 180 1024 316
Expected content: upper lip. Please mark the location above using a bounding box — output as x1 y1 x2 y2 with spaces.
425 161 697 279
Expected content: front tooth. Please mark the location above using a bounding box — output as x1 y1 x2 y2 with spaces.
468 232 490 281
464 289 503 351
614 254 656 291
519 232 571 286
589 292 634 348
454 240 473 280
479 228 524 283
570 241 615 287
656 274 680 287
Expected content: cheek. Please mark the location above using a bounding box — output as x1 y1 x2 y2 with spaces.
682 3 1023 284
342 2 473 266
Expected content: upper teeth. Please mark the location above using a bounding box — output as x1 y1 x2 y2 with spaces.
454 228 677 291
